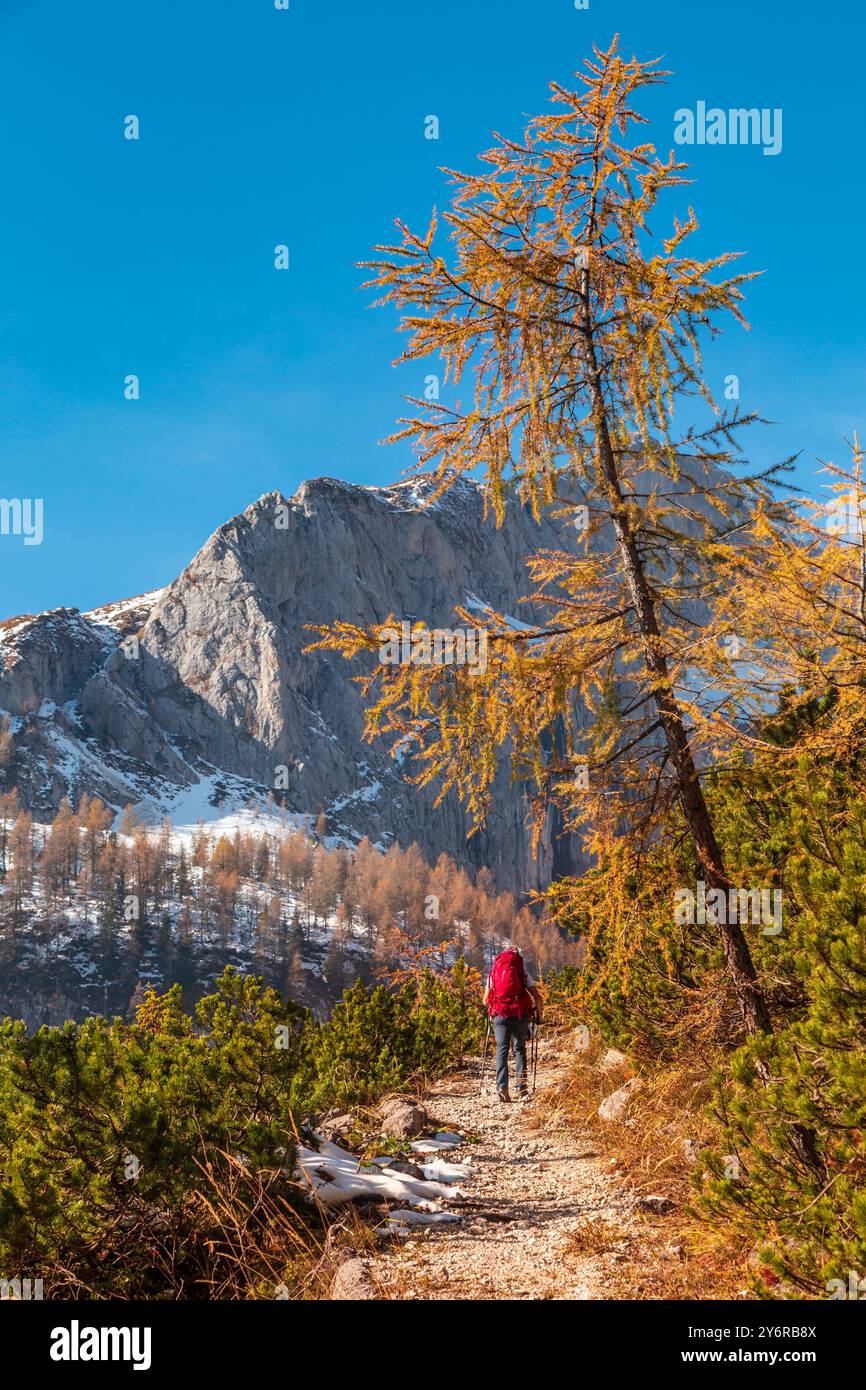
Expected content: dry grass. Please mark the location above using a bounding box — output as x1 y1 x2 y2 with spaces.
568 1217 634 1256
530 1029 753 1300
190 1149 388 1300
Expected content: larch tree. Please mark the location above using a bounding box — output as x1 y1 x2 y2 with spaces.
714 439 866 762
311 37 799 1037
0 714 13 770
0 789 20 876
8 809 34 930
83 797 113 881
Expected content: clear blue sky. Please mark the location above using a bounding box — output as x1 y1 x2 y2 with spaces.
1 0 864 615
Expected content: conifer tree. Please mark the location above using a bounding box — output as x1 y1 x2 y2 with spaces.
8 810 34 931
312 37 794 1035
0 715 13 776
118 803 140 838
0 789 19 877
697 756 866 1293
83 797 112 879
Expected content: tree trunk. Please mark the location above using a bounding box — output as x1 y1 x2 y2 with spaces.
579 277 773 1036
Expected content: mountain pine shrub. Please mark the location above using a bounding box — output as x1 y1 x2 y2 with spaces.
0 959 479 1297
698 789 866 1296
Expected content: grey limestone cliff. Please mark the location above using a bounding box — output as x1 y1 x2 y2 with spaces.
0 475 583 893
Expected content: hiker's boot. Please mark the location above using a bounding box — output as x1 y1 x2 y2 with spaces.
497 1087 511 1103
516 1084 528 1099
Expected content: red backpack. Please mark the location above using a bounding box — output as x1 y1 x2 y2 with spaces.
487 949 533 1019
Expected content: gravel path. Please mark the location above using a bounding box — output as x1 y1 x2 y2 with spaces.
371 1031 638 1300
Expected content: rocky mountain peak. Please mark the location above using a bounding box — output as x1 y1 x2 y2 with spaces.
0 473 579 893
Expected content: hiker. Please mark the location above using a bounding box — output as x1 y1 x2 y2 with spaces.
482 947 543 1102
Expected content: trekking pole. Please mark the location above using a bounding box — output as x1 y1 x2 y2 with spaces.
478 1015 491 1095
531 1010 540 1094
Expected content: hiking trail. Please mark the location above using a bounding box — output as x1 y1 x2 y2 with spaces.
369 1030 663 1300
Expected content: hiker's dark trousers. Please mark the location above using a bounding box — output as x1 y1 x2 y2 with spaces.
493 1015 531 1093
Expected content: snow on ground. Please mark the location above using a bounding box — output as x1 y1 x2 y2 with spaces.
0 614 37 651
410 1132 464 1155
84 589 167 632
122 759 382 858
296 1135 470 1213
327 780 382 816
43 716 144 808
367 475 480 514
135 771 300 845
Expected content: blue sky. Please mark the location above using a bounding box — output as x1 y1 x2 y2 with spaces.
1 0 864 615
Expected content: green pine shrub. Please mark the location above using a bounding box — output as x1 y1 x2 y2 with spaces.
308 959 481 1109
0 959 479 1297
698 798 866 1296
555 727 866 1298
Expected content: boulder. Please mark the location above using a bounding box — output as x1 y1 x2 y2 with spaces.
377 1098 428 1139
381 1158 426 1180
330 1258 378 1301
319 1112 358 1143
598 1076 641 1123
600 1047 629 1071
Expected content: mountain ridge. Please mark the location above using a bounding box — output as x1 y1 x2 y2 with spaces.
0 473 581 893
